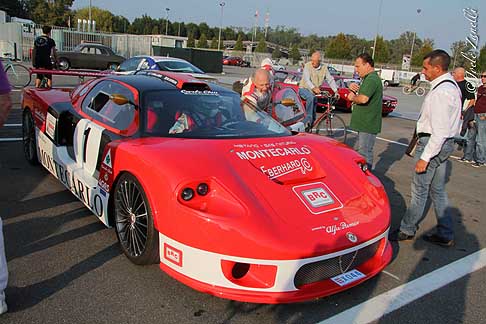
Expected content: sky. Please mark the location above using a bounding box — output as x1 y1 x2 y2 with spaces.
72 0 486 52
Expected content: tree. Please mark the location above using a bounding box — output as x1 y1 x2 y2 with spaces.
74 7 113 32
187 33 195 48
28 0 74 26
112 15 130 33
290 43 301 63
373 36 390 64
412 39 434 66
210 37 218 49
325 33 351 59
272 45 282 59
478 44 486 72
1 0 29 18
197 33 208 48
234 34 244 51
255 36 267 53
451 40 469 69
389 31 422 65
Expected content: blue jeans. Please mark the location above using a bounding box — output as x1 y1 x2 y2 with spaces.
463 121 477 161
299 88 316 125
475 113 486 164
357 132 376 169
399 137 455 240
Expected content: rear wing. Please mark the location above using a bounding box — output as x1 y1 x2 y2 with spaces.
29 68 114 78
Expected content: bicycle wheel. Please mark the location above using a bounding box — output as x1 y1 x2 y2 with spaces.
314 113 347 144
415 87 426 96
402 86 412 95
5 64 31 88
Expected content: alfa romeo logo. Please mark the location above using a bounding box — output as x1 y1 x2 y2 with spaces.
346 232 358 243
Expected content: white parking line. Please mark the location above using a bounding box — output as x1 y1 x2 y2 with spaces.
318 248 486 324
3 124 21 127
382 270 400 281
0 138 22 142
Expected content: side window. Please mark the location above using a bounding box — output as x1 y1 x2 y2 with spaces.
81 46 90 54
139 59 150 70
99 48 108 55
117 58 142 72
95 48 102 55
82 81 138 131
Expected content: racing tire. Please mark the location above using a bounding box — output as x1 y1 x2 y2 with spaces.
114 173 159 265
22 109 39 165
58 58 70 71
314 113 347 144
5 64 31 88
416 87 426 97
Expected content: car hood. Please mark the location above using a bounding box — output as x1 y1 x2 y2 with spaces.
383 94 397 101
120 133 389 253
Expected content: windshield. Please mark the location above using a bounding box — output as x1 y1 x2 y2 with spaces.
156 61 204 74
143 89 291 139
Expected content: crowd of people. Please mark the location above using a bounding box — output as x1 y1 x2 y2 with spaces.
1 38 485 314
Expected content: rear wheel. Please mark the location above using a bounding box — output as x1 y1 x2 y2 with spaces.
58 58 70 71
416 87 426 96
314 113 347 144
114 173 159 265
5 64 31 88
22 110 39 165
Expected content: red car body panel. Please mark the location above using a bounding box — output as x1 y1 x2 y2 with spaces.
21 70 392 304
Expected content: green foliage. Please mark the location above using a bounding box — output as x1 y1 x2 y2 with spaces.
272 46 282 59
210 37 218 49
234 34 244 51
1 0 29 18
255 36 267 53
187 33 195 48
373 36 390 63
29 0 74 27
197 33 208 48
412 39 434 66
325 33 351 59
478 45 486 73
451 40 469 69
290 43 301 63
74 7 113 32
112 15 130 33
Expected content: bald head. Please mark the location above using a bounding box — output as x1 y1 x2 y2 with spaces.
452 67 465 81
253 69 271 93
311 51 321 68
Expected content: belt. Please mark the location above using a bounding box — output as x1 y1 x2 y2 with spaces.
417 132 431 138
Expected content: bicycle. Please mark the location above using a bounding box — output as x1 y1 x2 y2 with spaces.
308 91 347 144
402 82 426 96
2 53 31 88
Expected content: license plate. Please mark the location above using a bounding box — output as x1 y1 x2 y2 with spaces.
331 269 366 286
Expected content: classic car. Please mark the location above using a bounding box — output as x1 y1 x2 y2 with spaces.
116 56 218 83
21 70 391 304
57 43 125 71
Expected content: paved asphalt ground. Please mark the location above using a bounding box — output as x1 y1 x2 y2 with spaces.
0 66 485 324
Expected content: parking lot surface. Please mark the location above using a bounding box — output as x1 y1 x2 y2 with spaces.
0 67 484 324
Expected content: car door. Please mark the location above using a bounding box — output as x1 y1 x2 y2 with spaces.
78 45 97 69
77 80 138 178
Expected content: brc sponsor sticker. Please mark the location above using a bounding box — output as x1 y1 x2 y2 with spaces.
330 269 365 286
292 182 343 214
164 243 183 267
45 112 57 139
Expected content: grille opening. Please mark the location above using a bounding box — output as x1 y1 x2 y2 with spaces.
294 241 380 289
232 262 250 279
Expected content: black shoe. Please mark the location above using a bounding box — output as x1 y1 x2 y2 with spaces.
390 230 414 241
423 234 454 247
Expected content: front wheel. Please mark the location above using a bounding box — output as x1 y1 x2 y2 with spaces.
314 113 347 144
114 173 159 265
5 64 31 88
402 86 412 95
22 110 39 165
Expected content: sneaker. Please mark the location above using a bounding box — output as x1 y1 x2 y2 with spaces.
458 158 473 164
423 233 454 247
471 162 485 168
389 230 415 241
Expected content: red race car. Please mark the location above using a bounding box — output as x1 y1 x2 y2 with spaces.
21 70 392 304
321 77 398 116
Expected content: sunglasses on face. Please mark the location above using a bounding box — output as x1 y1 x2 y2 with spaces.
481 75 486 78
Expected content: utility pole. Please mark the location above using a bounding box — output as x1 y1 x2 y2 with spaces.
165 8 170 35
218 2 225 51
372 0 383 60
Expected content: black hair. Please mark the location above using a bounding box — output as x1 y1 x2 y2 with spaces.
357 53 374 67
42 26 52 35
423 49 450 71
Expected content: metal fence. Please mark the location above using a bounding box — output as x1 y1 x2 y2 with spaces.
0 22 153 62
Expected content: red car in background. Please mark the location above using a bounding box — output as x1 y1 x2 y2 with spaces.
223 56 243 66
321 77 398 117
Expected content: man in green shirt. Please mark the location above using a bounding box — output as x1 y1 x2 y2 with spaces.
347 53 383 169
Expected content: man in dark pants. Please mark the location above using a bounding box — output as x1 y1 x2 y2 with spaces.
347 53 383 170
392 50 462 247
32 25 57 88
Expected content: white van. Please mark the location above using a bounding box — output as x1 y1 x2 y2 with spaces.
380 69 400 87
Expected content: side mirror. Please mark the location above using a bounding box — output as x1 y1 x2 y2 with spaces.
280 98 296 107
110 94 130 106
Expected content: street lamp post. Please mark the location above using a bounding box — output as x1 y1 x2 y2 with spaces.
409 9 421 71
88 0 92 32
372 0 383 60
218 2 225 51
165 8 170 35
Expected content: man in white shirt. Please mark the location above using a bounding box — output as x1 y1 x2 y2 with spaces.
392 49 461 247
299 51 338 127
